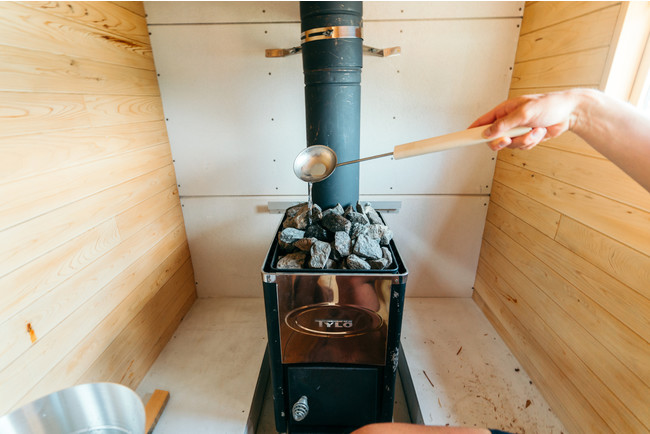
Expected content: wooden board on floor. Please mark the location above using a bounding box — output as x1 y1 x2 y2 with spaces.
145 390 170 434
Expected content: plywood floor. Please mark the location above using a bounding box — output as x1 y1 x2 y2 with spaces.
136 298 268 433
136 297 566 433
400 299 566 433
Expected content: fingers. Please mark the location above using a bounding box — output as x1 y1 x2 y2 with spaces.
481 98 540 139
483 114 526 139
487 127 547 151
487 136 511 151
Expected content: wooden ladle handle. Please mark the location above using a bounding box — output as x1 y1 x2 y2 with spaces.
392 126 532 160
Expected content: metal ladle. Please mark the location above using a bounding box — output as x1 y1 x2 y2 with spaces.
293 125 532 183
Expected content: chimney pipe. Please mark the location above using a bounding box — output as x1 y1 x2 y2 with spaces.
300 1 363 209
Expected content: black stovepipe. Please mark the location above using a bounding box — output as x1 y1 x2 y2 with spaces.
300 1 363 209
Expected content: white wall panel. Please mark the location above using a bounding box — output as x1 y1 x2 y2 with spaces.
360 19 520 194
148 17 521 196
145 2 523 24
145 1 299 24
148 23 306 197
366 195 489 298
182 195 487 298
145 1 523 298
365 1 523 20
179 196 287 298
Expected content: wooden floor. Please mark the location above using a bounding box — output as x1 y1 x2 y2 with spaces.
136 297 566 433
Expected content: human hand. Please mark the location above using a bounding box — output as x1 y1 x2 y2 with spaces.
469 91 581 151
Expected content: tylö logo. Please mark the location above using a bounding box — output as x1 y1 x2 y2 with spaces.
315 319 353 328
285 304 383 337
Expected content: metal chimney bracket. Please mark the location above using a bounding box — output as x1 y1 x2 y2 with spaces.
301 25 362 43
363 45 401 57
265 46 302 58
265 44 401 58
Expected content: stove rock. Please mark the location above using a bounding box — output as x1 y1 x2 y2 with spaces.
276 251 306 269
309 240 332 269
352 234 382 260
277 202 394 270
346 254 371 270
278 227 305 250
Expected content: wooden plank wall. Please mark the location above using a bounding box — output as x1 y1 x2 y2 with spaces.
473 2 650 433
0 1 196 414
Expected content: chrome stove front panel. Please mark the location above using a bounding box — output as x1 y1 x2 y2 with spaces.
276 274 392 365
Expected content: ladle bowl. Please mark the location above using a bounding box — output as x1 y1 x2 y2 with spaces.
293 145 338 183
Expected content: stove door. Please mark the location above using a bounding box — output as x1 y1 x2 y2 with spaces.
287 366 378 430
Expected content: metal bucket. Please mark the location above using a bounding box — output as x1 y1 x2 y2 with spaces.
0 383 145 434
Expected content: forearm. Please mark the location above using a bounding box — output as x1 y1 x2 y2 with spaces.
571 89 650 192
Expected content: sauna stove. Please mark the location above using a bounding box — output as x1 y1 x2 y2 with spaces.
261 2 409 433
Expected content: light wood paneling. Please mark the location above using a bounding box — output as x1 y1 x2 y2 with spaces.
511 47 608 89
0 120 169 182
498 146 650 212
475 2 650 432
0 207 183 384
519 1 620 35
0 217 187 413
538 130 605 158
515 6 619 62
19 2 152 44
114 1 145 17
0 92 164 139
19 242 191 406
485 206 650 378
0 144 172 232
8 226 189 410
473 278 609 434
489 181 560 238
86 95 164 126
0 2 153 70
475 253 646 432
82 273 196 389
494 160 650 256
555 216 650 296
0 1 194 414
0 218 120 323
0 44 160 95
0 165 175 278
0 92 89 138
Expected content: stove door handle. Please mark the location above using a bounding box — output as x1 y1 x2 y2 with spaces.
292 395 309 422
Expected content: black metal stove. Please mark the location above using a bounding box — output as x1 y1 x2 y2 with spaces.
261 225 408 433
261 2 409 432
